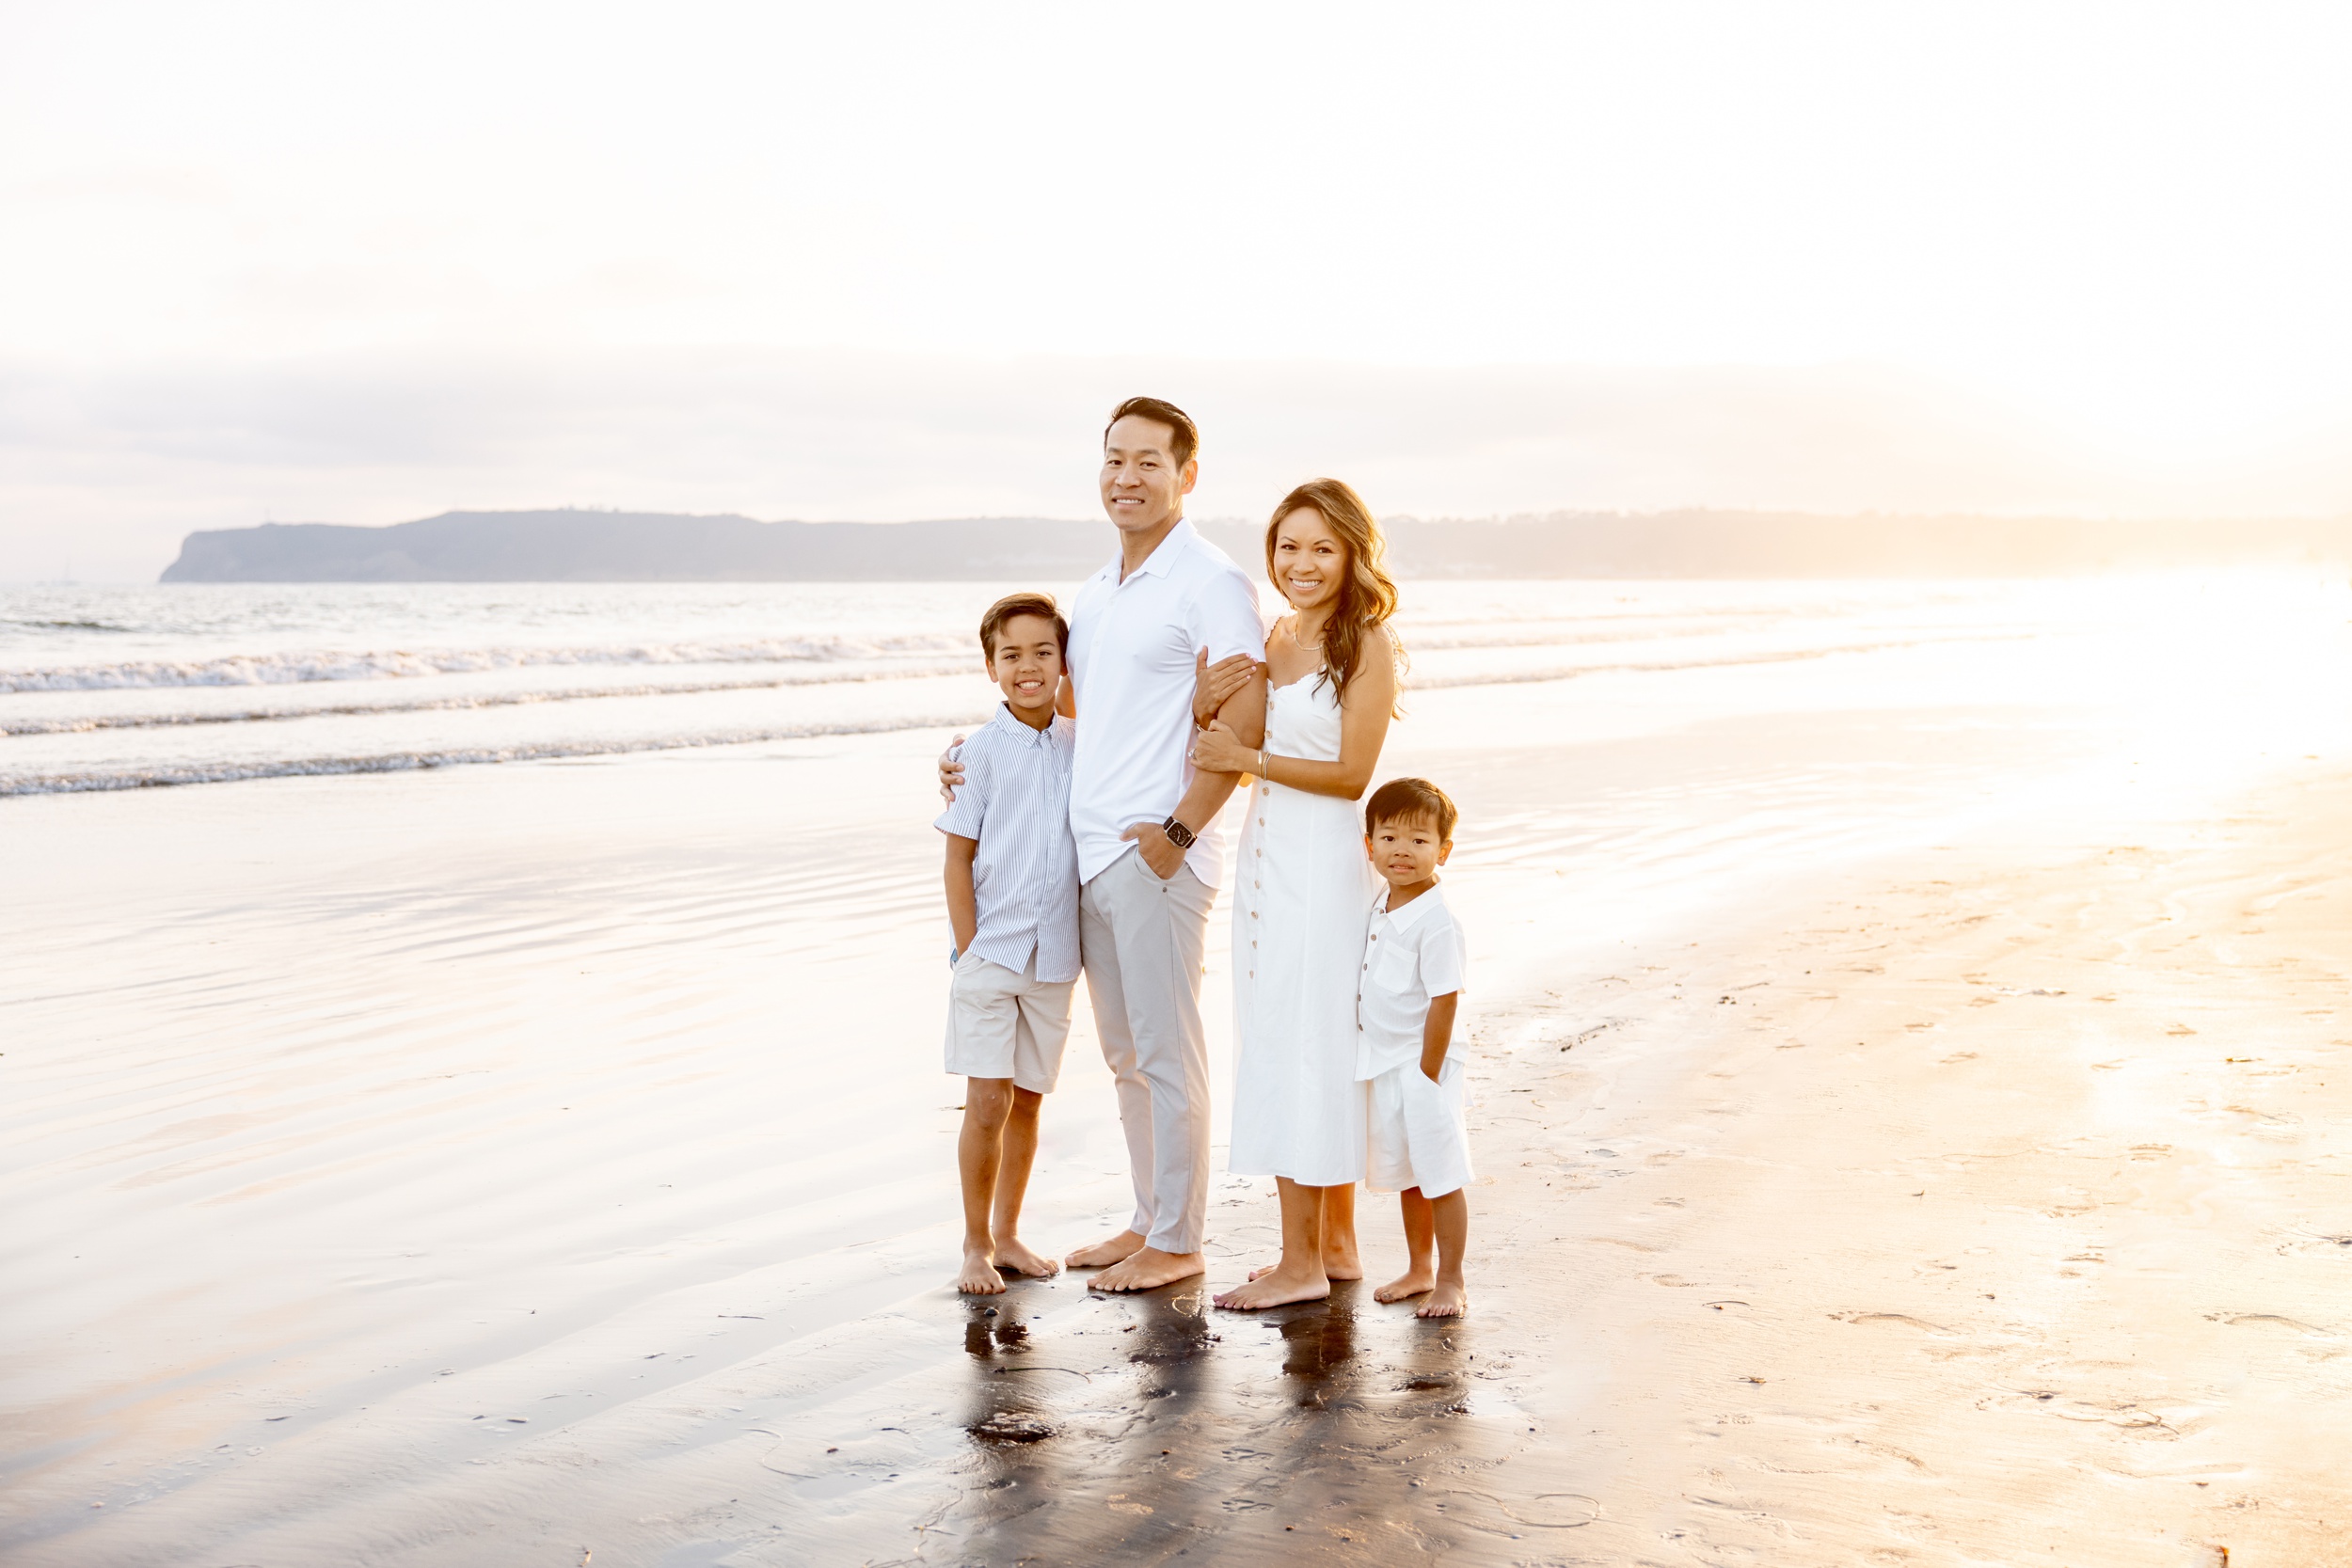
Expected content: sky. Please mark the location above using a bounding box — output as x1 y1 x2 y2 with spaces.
5 0 2351 579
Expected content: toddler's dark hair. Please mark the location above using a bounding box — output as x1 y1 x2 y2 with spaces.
1365 776 1457 841
979 592 1069 659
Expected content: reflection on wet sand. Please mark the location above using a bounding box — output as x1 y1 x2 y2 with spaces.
939 1276 1538 1563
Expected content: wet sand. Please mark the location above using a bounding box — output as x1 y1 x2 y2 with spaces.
612 758 2352 1568
7 579 2352 1565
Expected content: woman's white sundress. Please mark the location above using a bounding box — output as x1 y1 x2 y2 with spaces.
1226 670 1380 1185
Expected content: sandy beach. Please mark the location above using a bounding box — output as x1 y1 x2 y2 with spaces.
6 574 2351 1565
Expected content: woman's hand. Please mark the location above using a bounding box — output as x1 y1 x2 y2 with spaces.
1192 647 1260 729
1192 717 1256 777
937 736 965 803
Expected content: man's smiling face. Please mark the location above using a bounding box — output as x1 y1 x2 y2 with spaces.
1099 413 1196 538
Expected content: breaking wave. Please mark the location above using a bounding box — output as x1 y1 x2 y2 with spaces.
0 712 993 796
0 633 971 693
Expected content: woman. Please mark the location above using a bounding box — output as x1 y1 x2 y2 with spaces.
1195 479 1403 1311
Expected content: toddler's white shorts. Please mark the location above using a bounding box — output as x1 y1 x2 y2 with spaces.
1364 1055 1473 1200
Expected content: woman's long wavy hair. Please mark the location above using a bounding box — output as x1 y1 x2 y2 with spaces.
1263 478 1404 712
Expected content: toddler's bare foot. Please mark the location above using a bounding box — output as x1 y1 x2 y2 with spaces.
1416 1281 1468 1319
955 1245 1007 1295
1090 1247 1204 1292
1066 1229 1146 1270
1374 1266 1435 1304
993 1239 1061 1278
1214 1261 1330 1310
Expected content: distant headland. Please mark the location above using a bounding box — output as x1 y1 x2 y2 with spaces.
158 507 2352 583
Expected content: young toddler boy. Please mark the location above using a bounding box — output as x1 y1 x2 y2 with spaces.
936 592 1079 1295
1357 777 1473 1318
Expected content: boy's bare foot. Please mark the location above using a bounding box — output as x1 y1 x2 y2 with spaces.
1214 1261 1330 1310
1415 1282 1468 1319
1089 1246 1205 1292
1066 1229 1146 1270
1374 1266 1436 1304
993 1239 1061 1278
956 1245 1007 1295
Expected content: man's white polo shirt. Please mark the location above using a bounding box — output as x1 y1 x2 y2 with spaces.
1068 518 1267 889
934 705 1080 983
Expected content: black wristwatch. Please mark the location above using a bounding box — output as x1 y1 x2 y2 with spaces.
1160 816 1197 850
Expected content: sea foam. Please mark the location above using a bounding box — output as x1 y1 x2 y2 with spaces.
0 633 969 693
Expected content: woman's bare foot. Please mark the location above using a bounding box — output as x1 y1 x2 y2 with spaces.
1248 1243 1361 1284
1090 1246 1205 1292
1415 1281 1468 1318
993 1239 1061 1278
1215 1261 1330 1310
1066 1229 1146 1270
1374 1266 1435 1304
956 1245 1007 1295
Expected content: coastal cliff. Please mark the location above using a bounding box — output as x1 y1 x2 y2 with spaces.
158 507 2352 582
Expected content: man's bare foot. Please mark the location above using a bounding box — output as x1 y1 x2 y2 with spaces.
993 1239 1061 1278
956 1245 1006 1295
1416 1281 1468 1319
1066 1229 1146 1270
1374 1266 1435 1304
1089 1246 1205 1292
1214 1261 1330 1310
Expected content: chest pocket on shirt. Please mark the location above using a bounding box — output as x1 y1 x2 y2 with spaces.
1373 938 1420 995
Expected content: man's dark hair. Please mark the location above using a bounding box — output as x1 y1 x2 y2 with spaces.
1104 396 1200 468
1365 776 1458 842
979 591 1069 659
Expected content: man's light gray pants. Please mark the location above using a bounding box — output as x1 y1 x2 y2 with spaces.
1078 848 1216 1256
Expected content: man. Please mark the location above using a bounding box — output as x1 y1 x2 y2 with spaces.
944 396 1266 1291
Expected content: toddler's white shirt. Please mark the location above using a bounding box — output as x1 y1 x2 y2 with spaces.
1354 884 1468 1080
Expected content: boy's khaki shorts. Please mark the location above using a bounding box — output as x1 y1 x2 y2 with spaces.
944 948 1073 1095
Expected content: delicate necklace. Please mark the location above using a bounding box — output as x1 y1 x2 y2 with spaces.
1290 618 1327 655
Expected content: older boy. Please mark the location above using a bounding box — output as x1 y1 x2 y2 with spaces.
1358 777 1473 1318
937 593 1079 1294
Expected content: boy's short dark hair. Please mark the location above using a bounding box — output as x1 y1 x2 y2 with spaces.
979 592 1069 659
1365 777 1458 842
1104 396 1199 468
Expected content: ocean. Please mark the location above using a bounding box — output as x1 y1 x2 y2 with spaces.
1 577 2090 796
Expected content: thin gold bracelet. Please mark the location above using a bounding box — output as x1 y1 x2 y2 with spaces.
1259 749 1269 780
